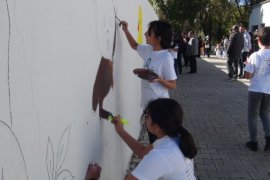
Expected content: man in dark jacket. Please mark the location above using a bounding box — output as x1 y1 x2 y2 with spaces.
227 25 244 81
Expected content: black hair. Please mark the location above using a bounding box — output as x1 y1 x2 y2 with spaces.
258 26 270 46
147 20 173 49
144 98 197 159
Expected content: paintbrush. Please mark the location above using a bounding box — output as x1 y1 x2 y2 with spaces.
115 16 122 26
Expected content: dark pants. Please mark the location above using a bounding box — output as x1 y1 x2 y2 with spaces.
227 56 239 78
183 53 189 66
174 57 182 74
239 51 249 76
205 48 210 58
174 58 178 74
189 56 197 73
177 53 182 74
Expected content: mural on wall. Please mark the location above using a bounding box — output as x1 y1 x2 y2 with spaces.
0 0 28 179
46 125 73 180
1 0 13 127
92 0 117 119
0 0 156 178
0 0 73 179
0 121 28 180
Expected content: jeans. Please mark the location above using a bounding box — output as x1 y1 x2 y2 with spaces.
227 56 239 78
248 91 270 142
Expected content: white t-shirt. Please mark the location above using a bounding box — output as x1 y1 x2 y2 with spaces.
244 49 270 94
137 45 177 108
132 136 196 180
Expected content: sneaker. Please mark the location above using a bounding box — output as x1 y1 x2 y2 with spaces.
227 77 236 82
246 141 258 152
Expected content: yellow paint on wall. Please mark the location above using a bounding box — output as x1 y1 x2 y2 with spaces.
137 6 143 44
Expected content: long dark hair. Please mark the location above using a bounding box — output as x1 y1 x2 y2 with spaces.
145 98 197 159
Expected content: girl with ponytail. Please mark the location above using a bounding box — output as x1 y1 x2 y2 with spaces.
113 98 197 180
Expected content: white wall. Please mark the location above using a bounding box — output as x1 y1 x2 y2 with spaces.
0 0 157 179
249 0 270 31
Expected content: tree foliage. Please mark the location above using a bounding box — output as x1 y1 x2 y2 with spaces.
148 0 266 43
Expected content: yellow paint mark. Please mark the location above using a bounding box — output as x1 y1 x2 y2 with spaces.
137 6 143 44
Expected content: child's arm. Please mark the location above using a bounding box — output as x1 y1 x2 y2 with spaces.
120 21 139 50
113 116 153 158
153 79 176 89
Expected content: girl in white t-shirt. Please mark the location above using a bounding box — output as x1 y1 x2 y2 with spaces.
113 98 197 180
120 20 177 143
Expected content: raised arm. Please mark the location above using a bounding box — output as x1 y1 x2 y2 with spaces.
120 21 139 50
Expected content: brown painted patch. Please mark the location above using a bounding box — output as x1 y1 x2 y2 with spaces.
92 57 113 119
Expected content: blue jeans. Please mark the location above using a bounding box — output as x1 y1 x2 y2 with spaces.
248 91 270 142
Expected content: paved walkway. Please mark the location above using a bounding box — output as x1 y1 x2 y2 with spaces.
128 56 270 180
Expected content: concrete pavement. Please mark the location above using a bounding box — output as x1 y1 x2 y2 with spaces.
128 56 270 180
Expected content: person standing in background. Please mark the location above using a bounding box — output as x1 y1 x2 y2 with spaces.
176 32 184 74
226 25 244 81
187 31 198 73
239 25 252 78
222 35 229 59
170 32 183 75
182 32 190 67
197 36 202 58
204 37 210 58
253 29 260 52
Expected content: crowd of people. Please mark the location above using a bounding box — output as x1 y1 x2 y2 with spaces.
169 31 199 74
84 20 270 180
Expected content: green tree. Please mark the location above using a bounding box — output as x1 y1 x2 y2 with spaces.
148 0 256 43
148 0 206 31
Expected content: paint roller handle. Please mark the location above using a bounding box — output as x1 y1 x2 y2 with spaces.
108 114 128 125
110 115 126 135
